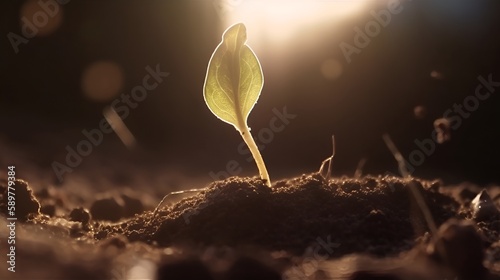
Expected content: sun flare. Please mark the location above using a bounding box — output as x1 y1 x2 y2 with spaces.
220 0 369 47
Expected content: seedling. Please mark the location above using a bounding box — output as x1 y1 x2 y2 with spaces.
148 23 270 223
203 23 271 187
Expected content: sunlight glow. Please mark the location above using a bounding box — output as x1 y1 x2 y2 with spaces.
220 0 369 47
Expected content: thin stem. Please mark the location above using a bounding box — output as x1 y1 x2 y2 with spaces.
382 134 438 235
354 158 367 178
240 126 271 187
318 135 336 180
326 135 335 180
148 188 206 225
382 134 452 267
318 157 331 179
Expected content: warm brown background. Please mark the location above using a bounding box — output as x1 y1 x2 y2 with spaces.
1 0 499 188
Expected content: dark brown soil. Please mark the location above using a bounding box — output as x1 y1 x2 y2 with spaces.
99 175 457 256
0 174 499 280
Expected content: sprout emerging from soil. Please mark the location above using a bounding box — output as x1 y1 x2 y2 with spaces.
203 23 271 187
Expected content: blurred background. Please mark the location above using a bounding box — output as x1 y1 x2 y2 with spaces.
0 0 499 192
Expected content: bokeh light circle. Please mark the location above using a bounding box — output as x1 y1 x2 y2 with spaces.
81 61 124 102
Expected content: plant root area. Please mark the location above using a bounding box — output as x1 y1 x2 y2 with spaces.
0 174 499 280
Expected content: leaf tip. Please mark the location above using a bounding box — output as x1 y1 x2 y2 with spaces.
223 23 247 50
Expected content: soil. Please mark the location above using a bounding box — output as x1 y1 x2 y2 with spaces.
0 174 499 280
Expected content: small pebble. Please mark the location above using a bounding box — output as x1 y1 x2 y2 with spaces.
90 197 124 222
70 207 92 225
471 190 499 221
0 180 40 221
120 194 144 218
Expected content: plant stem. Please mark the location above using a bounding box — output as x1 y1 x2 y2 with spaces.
382 134 437 235
240 126 271 187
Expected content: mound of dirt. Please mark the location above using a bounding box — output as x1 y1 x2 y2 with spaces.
1 174 499 280
101 174 458 257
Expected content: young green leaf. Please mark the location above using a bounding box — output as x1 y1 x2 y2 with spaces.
204 23 263 129
203 23 271 187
